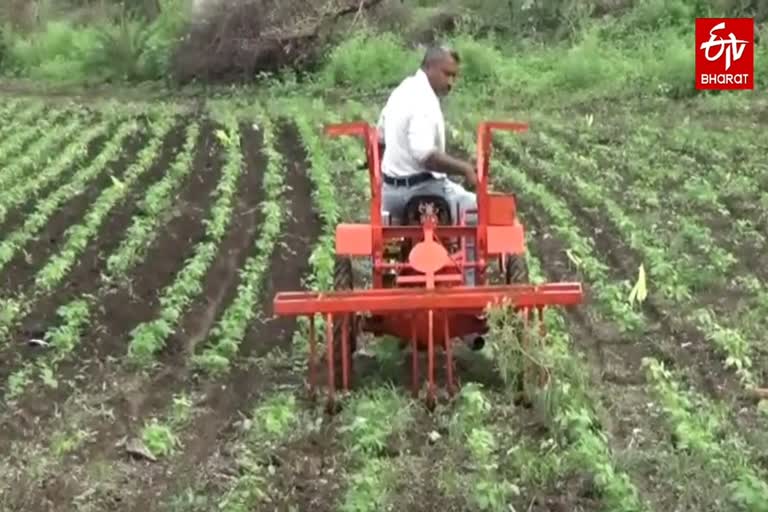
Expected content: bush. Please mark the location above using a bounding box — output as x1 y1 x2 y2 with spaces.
2 21 104 83
756 41 768 90
0 1 189 84
137 0 191 79
318 31 419 90
316 29 510 93
450 34 504 85
170 0 386 85
631 26 697 98
0 0 762 100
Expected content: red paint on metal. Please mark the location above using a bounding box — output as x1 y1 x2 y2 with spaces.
275 119 584 410
273 282 583 315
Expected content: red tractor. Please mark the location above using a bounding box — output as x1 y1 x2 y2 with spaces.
273 120 583 410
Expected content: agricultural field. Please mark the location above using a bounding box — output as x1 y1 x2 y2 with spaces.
0 85 767 512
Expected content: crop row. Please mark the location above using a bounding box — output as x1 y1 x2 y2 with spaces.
0 117 140 349
125 108 244 365
0 112 90 226
0 102 52 172
117 100 292 464
449 120 648 510
455 107 768 510
531 118 767 390
193 101 287 373
1 114 179 399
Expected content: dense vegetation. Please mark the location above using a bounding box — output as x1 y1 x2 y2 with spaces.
0 1 767 511
0 0 765 97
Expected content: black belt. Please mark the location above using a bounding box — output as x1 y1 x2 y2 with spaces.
382 172 435 188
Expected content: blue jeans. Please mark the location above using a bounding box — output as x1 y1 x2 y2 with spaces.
381 176 476 225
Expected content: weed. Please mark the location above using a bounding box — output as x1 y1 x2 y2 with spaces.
141 418 180 457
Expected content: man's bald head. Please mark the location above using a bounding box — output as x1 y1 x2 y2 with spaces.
421 45 460 69
420 45 460 96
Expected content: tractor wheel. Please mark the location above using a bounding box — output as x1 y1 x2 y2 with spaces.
504 254 529 284
331 256 357 389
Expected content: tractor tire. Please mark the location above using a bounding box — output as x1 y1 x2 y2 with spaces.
331 256 357 388
504 254 529 284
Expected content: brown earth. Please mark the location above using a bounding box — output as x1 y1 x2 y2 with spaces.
0 120 224 509
495 124 766 510
2 90 766 511
0 128 127 397
0 122 182 397
138 121 326 510
0 121 220 455
0 119 326 511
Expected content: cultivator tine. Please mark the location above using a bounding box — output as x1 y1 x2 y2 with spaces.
305 312 353 412
443 312 455 396
537 306 549 387
427 309 436 410
308 315 317 399
521 307 530 397
325 313 336 412
412 323 418 397
341 314 351 391
275 280 582 411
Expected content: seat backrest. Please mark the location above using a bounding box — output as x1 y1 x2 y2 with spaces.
402 194 452 225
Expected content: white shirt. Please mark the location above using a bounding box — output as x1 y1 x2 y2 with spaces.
376 69 446 179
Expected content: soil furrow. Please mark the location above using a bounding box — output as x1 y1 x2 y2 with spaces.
0 123 222 443
164 120 269 365
0 120 319 511
1 123 185 387
128 121 323 510
0 128 139 402
518 208 688 512
64 120 270 454
549 121 768 286
0 121 226 511
0 106 59 169
504 142 744 402
0 116 116 239
0 128 137 296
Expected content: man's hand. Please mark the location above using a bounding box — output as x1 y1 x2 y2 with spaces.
425 151 478 185
463 162 478 187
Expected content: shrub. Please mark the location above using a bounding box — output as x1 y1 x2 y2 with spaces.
137 0 191 80
318 31 419 90
0 1 189 84
631 26 697 99
170 0 385 85
2 20 104 83
450 34 504 86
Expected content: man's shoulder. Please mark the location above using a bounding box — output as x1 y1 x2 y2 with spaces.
386 80 437 115
386 75 414 101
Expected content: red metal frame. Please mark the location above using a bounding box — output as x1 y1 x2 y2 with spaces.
274 120 584 410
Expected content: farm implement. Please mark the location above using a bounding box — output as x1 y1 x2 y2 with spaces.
273 120 584 410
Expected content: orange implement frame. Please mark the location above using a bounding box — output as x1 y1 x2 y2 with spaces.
273 119 584 410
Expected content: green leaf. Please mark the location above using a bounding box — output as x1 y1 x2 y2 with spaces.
629 263 647 306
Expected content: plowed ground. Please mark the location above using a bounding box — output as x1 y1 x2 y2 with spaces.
0 91 766 512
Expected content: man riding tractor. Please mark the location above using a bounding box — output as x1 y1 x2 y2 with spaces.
370 45 527 352
375 45 478 231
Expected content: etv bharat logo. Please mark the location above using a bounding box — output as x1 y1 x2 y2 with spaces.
696 18 754 90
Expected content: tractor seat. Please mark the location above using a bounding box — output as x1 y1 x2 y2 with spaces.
401 194 453 226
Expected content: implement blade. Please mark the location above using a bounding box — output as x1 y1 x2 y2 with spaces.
273 283 583 316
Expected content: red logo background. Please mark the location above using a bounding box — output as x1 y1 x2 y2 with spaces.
695 18 754 90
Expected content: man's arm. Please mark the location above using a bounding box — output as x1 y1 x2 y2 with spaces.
408 111 476 182
423 151 472 177
376 109 386 158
